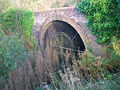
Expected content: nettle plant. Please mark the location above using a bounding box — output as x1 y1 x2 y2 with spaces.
77 0 120 44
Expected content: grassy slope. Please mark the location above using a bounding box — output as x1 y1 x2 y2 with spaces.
0 0 80 11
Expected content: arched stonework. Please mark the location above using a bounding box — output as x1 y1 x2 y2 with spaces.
33 6 104 56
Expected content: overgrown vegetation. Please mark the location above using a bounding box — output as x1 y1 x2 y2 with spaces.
0 0 120 90
0 8 34 82
77 0 120 44
0 29 27 80
77 0 120 71
39 49 120 90
0 8 35 50
1 47 119 90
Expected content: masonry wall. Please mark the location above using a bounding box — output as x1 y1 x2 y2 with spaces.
33 6 105 56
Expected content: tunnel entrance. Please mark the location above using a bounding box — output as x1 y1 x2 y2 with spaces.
44 20 85 52
44 20 85 66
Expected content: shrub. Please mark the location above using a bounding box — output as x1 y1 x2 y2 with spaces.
0 8 35 50
104 48 120 68
0 28 27 79
77 0 120 44
111 36 120 56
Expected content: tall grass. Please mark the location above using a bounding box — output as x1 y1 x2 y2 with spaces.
1 45 120 90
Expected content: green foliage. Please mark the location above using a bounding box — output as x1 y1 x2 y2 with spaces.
0 8 35 50
112 74 120 85
0 35 27 68
111 36 120 56
0 27 27 77
77 0 120 44
104 49 120 67
0 7 35 82
73 50 104 81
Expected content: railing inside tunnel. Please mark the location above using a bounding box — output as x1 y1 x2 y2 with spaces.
50 46 84 55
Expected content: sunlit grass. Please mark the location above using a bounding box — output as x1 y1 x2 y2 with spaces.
0 0 80 11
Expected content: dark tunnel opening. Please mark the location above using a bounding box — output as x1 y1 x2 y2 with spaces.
44 20 85 54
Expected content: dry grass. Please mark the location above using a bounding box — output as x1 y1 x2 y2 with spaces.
3 45 60 90
0 0 80 11
1 46 120 90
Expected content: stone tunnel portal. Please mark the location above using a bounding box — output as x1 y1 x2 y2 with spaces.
44 20 85 56
34 6 104 57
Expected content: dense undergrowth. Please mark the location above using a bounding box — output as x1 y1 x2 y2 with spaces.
77 0 120 70
0 8 35 82
73 0 120 89
0 0 120 90
77 0 120 45
0 8 35 50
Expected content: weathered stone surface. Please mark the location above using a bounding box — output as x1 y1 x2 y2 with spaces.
33 6 105 56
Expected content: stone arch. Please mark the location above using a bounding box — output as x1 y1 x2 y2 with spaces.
39 15 104 56
40 16 87 48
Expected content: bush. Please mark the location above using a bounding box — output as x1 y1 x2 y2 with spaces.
0 28 27 79
111 36 120 56
77 0 120 69
0 8 34 79
0 8 35 50
77 0 120 44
